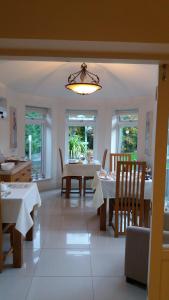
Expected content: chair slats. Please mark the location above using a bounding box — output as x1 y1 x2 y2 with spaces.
113 161 146 237
109 153 131 173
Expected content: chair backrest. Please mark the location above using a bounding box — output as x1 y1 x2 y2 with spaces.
109 153 131 172
101 149 108 169
59 148 64 174
114 160 146 237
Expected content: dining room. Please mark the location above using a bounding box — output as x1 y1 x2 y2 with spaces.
0 60 161 300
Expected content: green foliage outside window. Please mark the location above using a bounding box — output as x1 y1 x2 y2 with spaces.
69 126 94 158
25 124 42 156
121 127 138 160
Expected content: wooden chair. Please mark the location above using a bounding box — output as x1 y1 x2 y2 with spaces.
109 153 131 173
108 153 131 224
59 148 82 196
83 149 108 196
109 161 146 237
0 194 15 272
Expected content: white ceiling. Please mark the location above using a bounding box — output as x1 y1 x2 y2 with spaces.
0 60 158 102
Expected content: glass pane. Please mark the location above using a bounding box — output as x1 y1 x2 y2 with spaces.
68 114 95 121
119 126 138 160
68 126 94 159
26 111 45 120
119 114 138 122
25 124 43 179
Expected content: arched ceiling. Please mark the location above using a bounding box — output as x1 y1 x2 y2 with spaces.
0 61 158 102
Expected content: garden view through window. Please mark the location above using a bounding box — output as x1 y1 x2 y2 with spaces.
117 111 138 160
25 106 48 180
67 110 96 160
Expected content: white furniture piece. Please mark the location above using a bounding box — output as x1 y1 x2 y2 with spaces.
93 171 152 230
1 182 41 268
63 160 101 198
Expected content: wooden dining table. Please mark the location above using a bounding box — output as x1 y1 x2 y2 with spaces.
93 171 152 231
1 182 41 267
63 160 101 198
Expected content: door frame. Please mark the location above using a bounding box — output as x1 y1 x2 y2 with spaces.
0 43 169 299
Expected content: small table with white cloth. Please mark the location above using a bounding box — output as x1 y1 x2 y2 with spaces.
93 172 152 231
1 182 41 267
63 160 101 198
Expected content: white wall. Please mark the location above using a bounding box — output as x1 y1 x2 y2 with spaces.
0 82 156 191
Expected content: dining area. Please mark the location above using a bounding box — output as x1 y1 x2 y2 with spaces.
59 147 152 236
0 61 163 300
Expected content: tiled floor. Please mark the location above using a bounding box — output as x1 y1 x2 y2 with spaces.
0 190 147 300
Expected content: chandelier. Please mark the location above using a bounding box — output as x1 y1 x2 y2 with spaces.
65 63 102 95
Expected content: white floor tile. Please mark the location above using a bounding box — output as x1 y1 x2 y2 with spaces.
93 277 147 300
27 277 93 300
43 230 90 249
0 276 32 300
1 190 146 300
91 248 125 276
1 249 41 277
35 249 91 276
89 233 125 250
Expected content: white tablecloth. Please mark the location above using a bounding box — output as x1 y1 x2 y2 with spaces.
1 182 41 236
93 172 152 209
63 160 101 177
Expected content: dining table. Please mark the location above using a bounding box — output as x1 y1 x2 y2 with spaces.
93 171 152 231
1 182 41 267
63 159 101 198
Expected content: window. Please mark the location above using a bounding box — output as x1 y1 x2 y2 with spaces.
25 106 50 180
113 110 138 160
66 110 97 160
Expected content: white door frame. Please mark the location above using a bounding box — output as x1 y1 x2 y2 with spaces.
0 45 169 298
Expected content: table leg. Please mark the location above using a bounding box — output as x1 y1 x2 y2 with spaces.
65 176 71 198
13 228 23 268
97 207 100 215
100 198 107 231
26 210 34 241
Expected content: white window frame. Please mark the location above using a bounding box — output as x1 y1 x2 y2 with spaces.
115 110 138 153
25 106 49 179
65 110 97 160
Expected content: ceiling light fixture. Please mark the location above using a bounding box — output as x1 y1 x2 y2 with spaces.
65 63 102 95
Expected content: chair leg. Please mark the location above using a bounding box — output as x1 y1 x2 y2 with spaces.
83 178 86 196
79 178 82 197
61 178 63 196
109 199 113 226
0 228 3 272
65 177 71 198
114 209 119 238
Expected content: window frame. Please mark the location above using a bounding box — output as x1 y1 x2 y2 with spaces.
115 110 138 154
25 106 48 180
65 110 97 160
